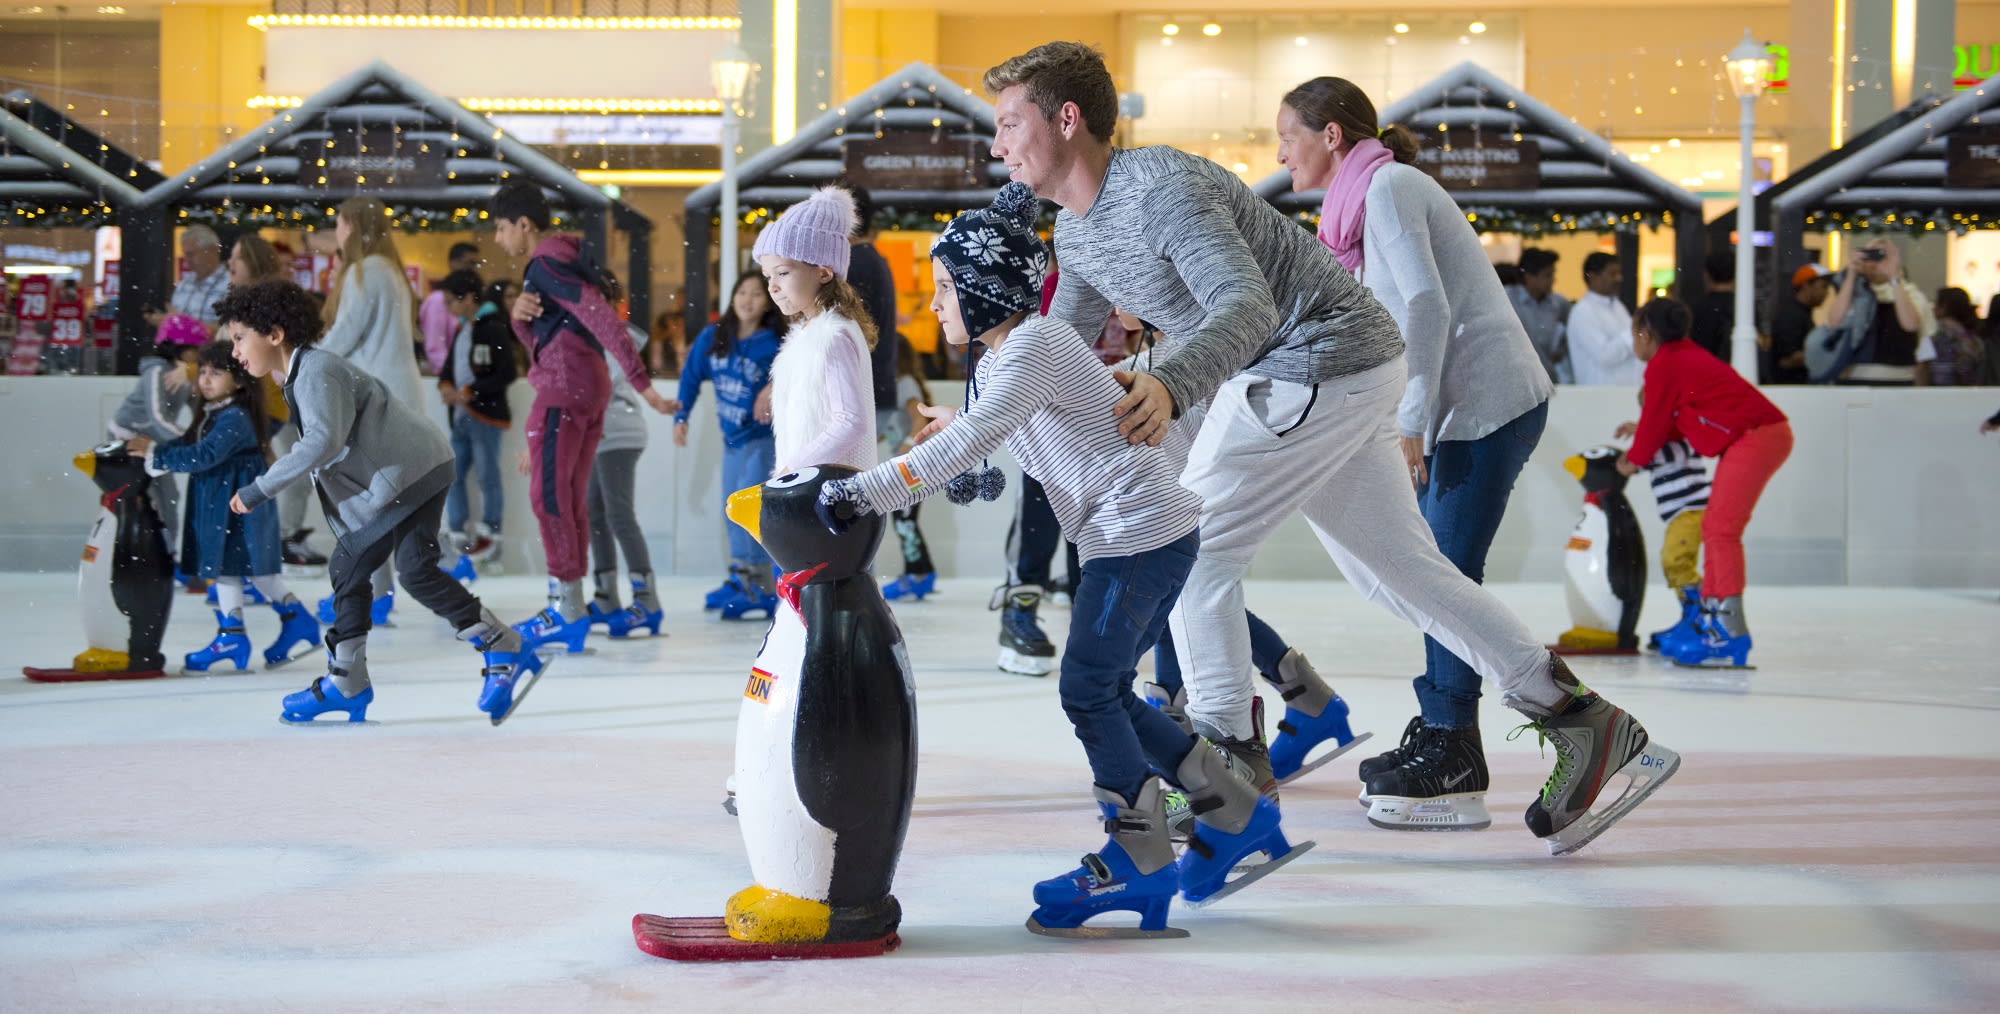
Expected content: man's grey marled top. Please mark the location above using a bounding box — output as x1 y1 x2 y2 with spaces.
1046 146 1405 413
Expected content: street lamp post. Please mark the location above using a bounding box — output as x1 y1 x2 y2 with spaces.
711 45 756 306
1725 31 1773 383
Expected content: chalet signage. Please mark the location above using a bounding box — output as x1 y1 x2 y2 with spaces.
843 135 983 190
1946 127 2000 189
1413 129 1539 191
318 125 447 192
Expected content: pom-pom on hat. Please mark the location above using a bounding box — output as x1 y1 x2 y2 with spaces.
156 313 210 348
752 186 858 279
932 183 1049 341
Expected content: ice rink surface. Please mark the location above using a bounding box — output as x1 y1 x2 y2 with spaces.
4 572 1998 1012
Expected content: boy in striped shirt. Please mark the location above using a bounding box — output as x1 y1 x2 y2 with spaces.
1620 411 1713 652
816 184 1305 936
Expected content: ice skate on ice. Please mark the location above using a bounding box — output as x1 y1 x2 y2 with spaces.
1172 737 1313 905
1508 655 1680 855
182 611 251 673
1262 649 1371 785
261 600 322 668
1363 724 1492 831
1027 778 1187 939
994 585 1055 676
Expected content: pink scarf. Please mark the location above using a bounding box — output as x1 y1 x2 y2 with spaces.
1316 137 1396 274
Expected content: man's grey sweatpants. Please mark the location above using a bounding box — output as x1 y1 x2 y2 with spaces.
1167 358 1565 741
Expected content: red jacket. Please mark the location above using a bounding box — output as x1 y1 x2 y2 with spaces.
1628 339 1788 462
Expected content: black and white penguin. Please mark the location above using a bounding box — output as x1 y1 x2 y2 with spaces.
23 442 175 682
1553 445 1647 654
633 464 917 960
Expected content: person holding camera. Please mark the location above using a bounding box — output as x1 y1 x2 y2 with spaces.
1819 239 1936 386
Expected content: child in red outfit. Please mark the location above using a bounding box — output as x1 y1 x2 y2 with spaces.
1617 298 1791 667
490 181 673 652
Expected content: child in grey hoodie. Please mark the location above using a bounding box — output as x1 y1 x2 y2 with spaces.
219 280 543 724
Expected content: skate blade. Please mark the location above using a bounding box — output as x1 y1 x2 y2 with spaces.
1671 658 1757 671
1025 916 1187 940
1366 793 1492 832
178 664 252 677
1546 742 1681 856
490 652 557 727
261 645 325 671
1274 730 1375 787
1184 840 1315 909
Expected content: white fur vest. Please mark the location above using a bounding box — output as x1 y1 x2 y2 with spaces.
769 309 878 476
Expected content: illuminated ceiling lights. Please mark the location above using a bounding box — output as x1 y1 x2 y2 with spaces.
97 5 125 13
1469 20 1487 34
244 95 721 114
246 14 740 31
1202 22 1222 37
1161 22 1179 36
1393 22 1410 34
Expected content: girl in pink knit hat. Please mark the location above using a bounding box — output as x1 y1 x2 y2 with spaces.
734 186 881 619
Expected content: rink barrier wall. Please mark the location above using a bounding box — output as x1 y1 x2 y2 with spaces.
1 376 1994 587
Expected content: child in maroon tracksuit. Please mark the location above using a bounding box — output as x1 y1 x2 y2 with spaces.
490 181 671 652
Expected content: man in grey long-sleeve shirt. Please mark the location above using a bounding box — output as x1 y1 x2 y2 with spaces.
216 280 542 725
980 46 1680 856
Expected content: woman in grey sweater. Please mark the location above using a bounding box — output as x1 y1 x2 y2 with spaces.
1277 76 1554 832
311 197 430 624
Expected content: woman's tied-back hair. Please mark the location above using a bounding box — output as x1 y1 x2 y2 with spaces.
1280 77 1420 166
982 42 1120 144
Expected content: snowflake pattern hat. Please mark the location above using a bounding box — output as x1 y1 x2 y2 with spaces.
931 182 1049 340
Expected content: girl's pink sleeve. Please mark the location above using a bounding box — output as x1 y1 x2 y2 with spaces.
564 283 651 389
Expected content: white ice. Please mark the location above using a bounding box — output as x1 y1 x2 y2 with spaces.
4 572 1999 1012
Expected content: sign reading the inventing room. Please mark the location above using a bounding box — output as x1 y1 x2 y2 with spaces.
1413 129 1540 191
319 125 447 192
1946 127 2000 189
843 135 984 191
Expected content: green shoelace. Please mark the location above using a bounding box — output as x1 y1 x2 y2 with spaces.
1507 721 1576 807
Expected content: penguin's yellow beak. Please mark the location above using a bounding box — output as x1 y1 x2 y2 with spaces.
73 450 96 478
725 483 764 547
1563 454 1586 481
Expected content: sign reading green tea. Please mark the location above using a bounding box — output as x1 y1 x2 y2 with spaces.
843 135 983 191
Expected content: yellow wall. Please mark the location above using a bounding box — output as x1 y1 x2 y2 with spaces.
157 5 266 176
843 9 1128 96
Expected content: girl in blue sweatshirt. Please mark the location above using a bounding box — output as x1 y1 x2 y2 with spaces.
672 272 787 609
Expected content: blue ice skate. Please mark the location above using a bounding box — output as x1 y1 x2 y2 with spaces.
183 612 252 673
1026 781 1187 939
281 676 372 723
1648 585 1702 652
513 607 591 654
1269 692 1369 784
1668 596 1755 670
703 569 743 610
262 601 322 668
204 582 268 607
880 572 935 601
1177 796 1312 905
719 581 778 621
606 603 663 639
477 646 552 724
445 554 478 584
316 591 393 627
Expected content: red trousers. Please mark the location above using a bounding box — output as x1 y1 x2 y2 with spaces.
525 398 605 582
1702 421 1793 598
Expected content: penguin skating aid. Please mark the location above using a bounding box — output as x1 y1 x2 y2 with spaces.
1550 446 1647 656
634 467 916 961
23 443 175 683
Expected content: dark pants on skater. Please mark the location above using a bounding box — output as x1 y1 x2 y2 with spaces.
1007 473 1078 589
1151 609 1288 694
1413 399 1547 730
327 490 483 647
1062 531 1201 803
892 501 933 577
587 447 652 576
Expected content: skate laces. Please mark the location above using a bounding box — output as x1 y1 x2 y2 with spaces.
1506 721 1576 806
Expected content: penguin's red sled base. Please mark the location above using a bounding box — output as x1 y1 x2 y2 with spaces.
22 661 168 683
630 914 900 961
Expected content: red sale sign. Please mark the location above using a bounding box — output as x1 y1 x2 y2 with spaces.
50 298 85 348
14 275 53 323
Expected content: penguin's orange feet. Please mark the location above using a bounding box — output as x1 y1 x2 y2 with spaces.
631 885 902 961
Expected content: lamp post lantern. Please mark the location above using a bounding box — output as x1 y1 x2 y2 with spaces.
1724 30 1773 382
711 44 756 305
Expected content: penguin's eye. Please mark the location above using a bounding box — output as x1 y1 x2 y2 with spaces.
95 441 122 455
767 467 820 489
1584 446 1615 460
